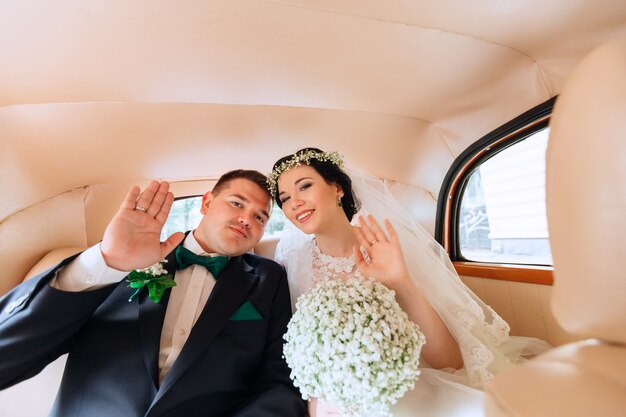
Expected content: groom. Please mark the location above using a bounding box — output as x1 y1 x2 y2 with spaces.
0 170 306 417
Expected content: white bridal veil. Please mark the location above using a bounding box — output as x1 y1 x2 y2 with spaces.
276 166 550 389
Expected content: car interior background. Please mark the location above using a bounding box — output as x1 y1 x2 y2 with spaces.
1 1 625 416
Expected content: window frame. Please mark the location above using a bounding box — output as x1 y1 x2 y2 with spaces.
435 97 557 285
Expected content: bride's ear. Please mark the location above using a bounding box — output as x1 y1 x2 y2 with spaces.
334 183 344 198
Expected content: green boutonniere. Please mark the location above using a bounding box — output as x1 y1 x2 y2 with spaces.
127 260 176 303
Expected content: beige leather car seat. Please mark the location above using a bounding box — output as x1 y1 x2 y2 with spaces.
484 39 626 417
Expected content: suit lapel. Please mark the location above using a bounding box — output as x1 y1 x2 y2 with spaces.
137 248 178 389
153 255 259 403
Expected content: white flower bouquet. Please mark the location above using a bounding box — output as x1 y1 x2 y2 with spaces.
283 276 426 417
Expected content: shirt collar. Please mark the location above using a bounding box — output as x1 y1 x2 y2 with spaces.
185 231 225 258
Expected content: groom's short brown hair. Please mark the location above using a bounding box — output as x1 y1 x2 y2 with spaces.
212 169 270 198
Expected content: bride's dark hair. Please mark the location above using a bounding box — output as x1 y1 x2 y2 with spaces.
273 147 360 221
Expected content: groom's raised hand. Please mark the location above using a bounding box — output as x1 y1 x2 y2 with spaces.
100 181 185 271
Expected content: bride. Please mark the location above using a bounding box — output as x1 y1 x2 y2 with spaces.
270 148 549 417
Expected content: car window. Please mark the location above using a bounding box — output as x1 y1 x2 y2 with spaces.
458 128 552 265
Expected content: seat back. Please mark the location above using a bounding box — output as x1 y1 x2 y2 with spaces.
484 38 626 417
546 39 626 343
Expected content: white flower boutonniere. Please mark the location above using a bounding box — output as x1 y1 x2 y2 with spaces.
127 260 176 303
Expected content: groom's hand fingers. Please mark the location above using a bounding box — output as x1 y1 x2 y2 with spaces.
120 185 141 211
146 181 170 217
161 231 185 257
155 191 175 224
134 180 160 213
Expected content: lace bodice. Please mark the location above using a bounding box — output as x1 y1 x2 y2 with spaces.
292 239 377 299
309 239 362 284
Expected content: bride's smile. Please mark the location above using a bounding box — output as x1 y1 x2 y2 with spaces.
277 165 346 237
295 210 314 222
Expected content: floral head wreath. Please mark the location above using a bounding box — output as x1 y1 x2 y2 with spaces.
267 150 344 198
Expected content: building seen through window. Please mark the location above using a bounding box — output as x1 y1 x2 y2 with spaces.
459 128 553 265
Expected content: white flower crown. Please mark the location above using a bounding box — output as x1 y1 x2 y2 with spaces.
267 150 344 198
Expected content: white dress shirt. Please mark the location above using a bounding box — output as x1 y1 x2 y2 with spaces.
51 232 224 384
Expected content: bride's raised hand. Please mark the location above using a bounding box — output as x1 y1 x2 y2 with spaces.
100 180 184 271
353 215 410 288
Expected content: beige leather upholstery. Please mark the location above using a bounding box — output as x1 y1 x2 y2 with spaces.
253 236 280 260
547 40 626 343
23 247 86 281
484 39 626 417
485 340 626 417
0 189 89 296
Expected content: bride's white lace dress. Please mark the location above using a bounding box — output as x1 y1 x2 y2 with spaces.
279 238 486 417
275 167 550 416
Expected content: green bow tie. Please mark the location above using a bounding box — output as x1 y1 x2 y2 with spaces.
175 246 229 278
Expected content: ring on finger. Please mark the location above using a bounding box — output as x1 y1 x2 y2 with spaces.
134 205 148 213
370 239 378 245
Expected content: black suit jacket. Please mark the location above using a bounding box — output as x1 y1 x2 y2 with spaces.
0 246 306 417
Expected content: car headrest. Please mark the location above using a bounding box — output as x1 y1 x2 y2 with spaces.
546 39 626 344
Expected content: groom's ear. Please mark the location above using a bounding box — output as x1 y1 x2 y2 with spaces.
200 191 214 215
